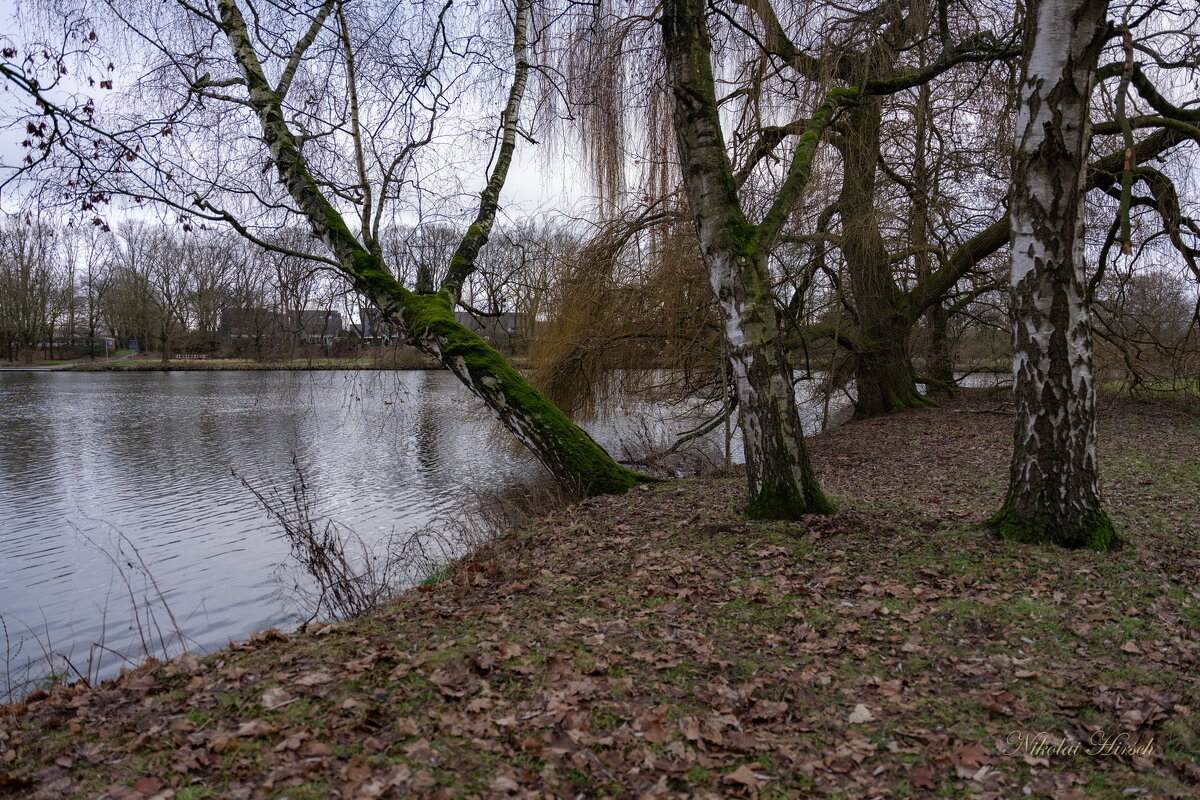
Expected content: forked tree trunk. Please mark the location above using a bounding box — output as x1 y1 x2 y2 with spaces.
989 0 1115 549
662 0 832 519
217 0 645 496
838 100 932 415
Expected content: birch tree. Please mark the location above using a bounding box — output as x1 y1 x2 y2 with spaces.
661 0 834 518
988 0 1116 548
3 0 646 495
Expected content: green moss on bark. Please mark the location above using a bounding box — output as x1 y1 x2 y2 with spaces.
890 390 937 410
987 505 1117 551
746 471 835 520
402 295 650 496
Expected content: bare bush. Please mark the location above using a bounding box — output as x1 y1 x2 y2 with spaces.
615 409 738 478
236 457 402 622
2 529 193 704
238 455 575 624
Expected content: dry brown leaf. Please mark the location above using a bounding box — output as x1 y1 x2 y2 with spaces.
847 704 875 724
723 764 764 787
643 719 669 743
261 687 295 710
908 765 937 789
234 720 274 738
294 671 333 687
132 776 164 794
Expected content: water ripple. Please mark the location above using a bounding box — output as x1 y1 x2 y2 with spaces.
0 370 539 681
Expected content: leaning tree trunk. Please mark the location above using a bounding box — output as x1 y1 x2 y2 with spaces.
662 0 832 519
989 0 1115 549
217 0 644 496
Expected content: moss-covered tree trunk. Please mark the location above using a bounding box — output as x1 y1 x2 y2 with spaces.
662 0 832 519
988 0 1115 549
837 100 932 415
216 0 644 496
924 300 957 393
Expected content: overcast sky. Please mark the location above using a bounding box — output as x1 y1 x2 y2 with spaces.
0 0 592 224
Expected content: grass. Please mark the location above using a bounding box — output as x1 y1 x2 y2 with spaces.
1 392 1196 799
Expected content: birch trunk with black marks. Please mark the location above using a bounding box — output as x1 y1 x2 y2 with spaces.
989 0 1115 549
215 0 644 495
662 0 832 519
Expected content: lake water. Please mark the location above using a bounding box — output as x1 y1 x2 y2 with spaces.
0 368 998 695
0 369 754 693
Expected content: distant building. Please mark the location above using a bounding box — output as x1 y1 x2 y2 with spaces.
296 310 342 344
349 308 526 352
219 308 343 346
453 311 527 352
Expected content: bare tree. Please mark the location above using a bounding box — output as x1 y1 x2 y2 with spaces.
0 218 58 362
662 0 833 517
4 0 645 494
60 224 114 359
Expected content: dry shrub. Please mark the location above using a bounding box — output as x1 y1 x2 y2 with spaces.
528 208 721 418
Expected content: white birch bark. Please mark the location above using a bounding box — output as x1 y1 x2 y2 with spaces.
662 0 831 518
994 0 1115 548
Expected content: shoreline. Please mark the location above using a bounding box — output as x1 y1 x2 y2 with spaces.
4 392 1197 798
2 359 1003 375
1 358 447 373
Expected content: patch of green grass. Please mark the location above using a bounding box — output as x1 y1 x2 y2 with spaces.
269 781 329 800
215 691 251 714
420 563 454 587
221 740 267 773
565 767 594 793
591 707 622 731
715 596 794 630
176 786 219 800
186 710 215 729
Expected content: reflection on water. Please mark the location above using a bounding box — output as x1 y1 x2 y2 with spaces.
0 370 542 683
0 368 1003 688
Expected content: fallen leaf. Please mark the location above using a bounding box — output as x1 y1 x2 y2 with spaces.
951 741 991 768
643 719 668 743
489 775 521 793
724 764 764 787
234 720 274 738
261 687 295 710
748 700 787 720
295 671 333 687
848 704 875 724
908 765 937 789
132 776 164 794
299 740 331 757
393 717 421 737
